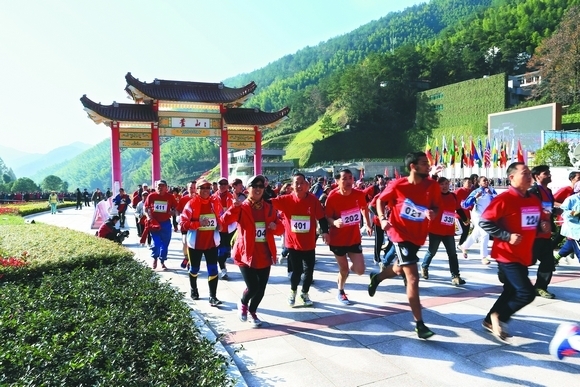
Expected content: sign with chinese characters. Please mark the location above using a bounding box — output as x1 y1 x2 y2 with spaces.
227 141 256 150
159 128 221 137
158 117 221 129
119 128 152 140
119 140 153 149
227 132 255 142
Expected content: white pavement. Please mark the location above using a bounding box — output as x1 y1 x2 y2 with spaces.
30 206 580 387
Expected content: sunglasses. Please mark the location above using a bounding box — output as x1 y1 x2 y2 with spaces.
250 184 265 189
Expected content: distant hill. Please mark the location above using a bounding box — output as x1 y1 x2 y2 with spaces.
12 142 92 178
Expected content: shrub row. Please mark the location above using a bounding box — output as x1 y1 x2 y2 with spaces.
0 260 233 386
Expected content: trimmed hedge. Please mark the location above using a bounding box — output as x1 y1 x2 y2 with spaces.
0 260 233 386
0 223 133 281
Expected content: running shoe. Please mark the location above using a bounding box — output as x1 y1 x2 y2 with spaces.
219 268 229 280
451 276 466 286
191 288 199 300
421 267 429 280
337 292 351 305
288 290 297 306
301 292 313 307
250 312 262 327
415 323 435 339
536 288 555 299
209 297 223 307
238 302 248 322
368 272 380 297
481 257 490 265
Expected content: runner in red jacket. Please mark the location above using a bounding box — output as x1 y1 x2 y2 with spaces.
221 175 284 328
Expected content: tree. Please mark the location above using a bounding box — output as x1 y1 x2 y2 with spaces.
533 139 570 166
41 175 63 192
529 6 580 106
319 115 341 136
11 177 39 193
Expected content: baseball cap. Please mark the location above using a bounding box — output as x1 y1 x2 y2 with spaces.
218 177 228 184
247 175 265 187
231 178 243 186
157 180 167 186
197 178 212 188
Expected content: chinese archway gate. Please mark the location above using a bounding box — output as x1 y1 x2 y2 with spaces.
81 72 289 190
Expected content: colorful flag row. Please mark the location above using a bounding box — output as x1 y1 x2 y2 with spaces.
425 136 524 168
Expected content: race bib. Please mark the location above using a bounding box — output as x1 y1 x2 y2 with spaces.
291 215 310 233
153 201 168 212
521 206 540 230
441 211 455 226
255 222 266 242
199 213 217 231
340 208 360 226
400 199 427 222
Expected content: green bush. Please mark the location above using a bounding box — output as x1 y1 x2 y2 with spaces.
0 260 233 386
0 224 134 281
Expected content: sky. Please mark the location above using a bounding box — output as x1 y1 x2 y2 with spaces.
0 0 425 154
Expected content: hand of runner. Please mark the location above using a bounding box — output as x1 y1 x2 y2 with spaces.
268 222 277 230
380 218 391 232
321 233 330 245
426 209 435 220
509 233 522 245
365 224 373 236
334 218 344 228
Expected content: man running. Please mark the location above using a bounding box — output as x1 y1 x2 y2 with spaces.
325 168 372 305
368 151 441 339
271 173 329 307
479 162 550 342
144 180 178 270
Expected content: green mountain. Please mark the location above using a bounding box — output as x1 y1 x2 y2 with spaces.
26 0 580 189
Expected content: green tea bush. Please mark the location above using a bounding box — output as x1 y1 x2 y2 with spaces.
0 260 233 386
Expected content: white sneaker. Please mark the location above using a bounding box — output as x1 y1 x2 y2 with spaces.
288 290 296 306
219 268 229 280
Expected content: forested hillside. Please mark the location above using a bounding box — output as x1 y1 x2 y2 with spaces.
7 0 580 191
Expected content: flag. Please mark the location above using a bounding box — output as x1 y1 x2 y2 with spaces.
470 138 479 168
484 138 491 168
384 166 389 178
425 137 433 166
460 137 467 168
394 167 400 179
442 136 448 166
434 138 440 166
492 138 499 167
450 136 456 166
517 140 525 163
500 141 507 167
510 138 516 162
476 138 483 168
359 168 365 181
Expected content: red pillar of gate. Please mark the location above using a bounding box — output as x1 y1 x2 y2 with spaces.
220 119 229 178
111 122 122 192
151 122 161 184
254 126 262 175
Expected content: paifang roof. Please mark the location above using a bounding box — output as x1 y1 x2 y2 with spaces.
125 72 257 103
80 95 158 123
223 107 290 126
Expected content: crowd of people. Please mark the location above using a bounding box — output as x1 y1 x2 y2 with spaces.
90 154 579 341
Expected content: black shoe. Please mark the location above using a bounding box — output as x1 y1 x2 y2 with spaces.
209 297 222 307
368 272 380 297
415 323 435 339
190 289 199 300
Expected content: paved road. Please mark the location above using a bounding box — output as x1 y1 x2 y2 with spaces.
30 207 580 387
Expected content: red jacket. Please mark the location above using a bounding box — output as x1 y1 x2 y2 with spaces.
221 201 284 268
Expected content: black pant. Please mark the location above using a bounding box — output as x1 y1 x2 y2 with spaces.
118 210 126 227
239 265 271 313
533 238 554 290
486 262 535 323
187 247 219 297
373 224 385 263
76 200 82 209
458 221 470 246
421 234 460 277
135 217 143 237
288 249 316 293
